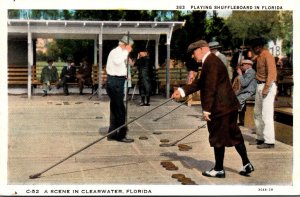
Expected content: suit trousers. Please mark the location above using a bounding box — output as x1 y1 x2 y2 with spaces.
237 92 253 111
106 75 127 139
254 83 277 144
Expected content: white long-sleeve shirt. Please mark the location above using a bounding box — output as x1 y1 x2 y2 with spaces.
106 46 129 76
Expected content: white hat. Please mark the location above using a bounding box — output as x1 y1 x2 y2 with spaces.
119 35 134 45
241 59 253 65
208 41 221 49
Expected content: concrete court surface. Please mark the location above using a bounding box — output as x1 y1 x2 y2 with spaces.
7 93 293 187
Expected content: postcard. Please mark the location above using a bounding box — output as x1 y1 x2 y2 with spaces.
1 0 299 196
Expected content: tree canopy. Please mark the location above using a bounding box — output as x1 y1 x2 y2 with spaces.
226 11 292 54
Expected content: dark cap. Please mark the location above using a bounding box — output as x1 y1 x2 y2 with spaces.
67 56 73 62
47 57 54 62
250 38 266 48
187 40 209 53
136 45 148 52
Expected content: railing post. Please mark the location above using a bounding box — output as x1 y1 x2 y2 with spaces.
27 22 33 99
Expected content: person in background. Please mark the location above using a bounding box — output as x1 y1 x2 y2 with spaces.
233 59 257 126
208 41 227 66
105 35 134 143
40 57 58 97
250 38 277 149
209 41 230 79
136 48 152 106
76 58 92 95
57 56 77 96
172 40 254 178
186 57 201 84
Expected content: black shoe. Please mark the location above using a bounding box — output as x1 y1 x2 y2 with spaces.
202 169 225 178
64 92 69 96
257 143 275 149
144 103 150 106
117 137 134 143
239 163 254 176
42 90 47 97
107 137 117 141
249 139 264 145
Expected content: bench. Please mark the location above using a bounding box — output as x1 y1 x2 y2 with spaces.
91 65 107 89
244 98 255 129
8 66 29 85
8 65 103 94
274 107 293 145
155 67 188 95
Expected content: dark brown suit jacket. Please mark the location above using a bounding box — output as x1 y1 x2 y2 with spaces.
183 53 240 119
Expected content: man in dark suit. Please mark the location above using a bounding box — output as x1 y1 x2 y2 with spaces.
172 40 254 178
76 58 92 95
136 48 152 106
57 56 76 95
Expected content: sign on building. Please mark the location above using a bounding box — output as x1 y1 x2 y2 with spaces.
268 39 282 57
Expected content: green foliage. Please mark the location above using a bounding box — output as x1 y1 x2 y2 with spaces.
205 11 232 49
226 10 292 53
8 10 20 19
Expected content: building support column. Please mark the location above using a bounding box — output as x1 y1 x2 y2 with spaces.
27 23 33 99
155 35 160 69
165 26 173 98
154 36 160 94
98 24 103 98
93 38 97 65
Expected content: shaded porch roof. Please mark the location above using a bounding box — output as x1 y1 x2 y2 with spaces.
8 19 185 40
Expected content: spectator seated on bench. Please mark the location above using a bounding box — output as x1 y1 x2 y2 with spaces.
40 57 59 97
76 58 93 95
232 59 257 126
56 56 77 96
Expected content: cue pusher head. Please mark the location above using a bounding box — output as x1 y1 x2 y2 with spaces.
29 172 42 179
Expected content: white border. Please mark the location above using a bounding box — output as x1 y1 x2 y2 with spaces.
1 0 299 196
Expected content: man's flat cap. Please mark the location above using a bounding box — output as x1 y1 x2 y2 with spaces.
187 40 209 53
241 59 253 65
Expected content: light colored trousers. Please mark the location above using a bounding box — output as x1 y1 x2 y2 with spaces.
254 83 277 144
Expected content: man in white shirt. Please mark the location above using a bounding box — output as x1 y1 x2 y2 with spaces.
106 35 134 143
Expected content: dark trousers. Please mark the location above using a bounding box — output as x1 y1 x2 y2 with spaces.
59 76 75 94
106 75 127 139
214 143 250 171
77 76 92 93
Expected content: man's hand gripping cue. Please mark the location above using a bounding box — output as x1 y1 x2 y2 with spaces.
171 89 182 101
